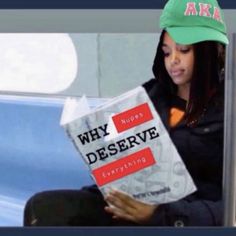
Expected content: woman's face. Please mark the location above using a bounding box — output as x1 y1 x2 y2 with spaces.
162 32 194 89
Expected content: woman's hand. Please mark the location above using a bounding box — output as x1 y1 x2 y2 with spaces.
104 189 158 224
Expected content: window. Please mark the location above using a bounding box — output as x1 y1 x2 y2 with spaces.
0 33 77 93
0 33 159 97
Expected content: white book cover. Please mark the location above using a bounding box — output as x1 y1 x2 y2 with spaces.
60 86 197 204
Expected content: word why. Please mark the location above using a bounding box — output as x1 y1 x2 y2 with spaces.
77 123 109 145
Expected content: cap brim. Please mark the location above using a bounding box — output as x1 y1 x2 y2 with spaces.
166 26 229 45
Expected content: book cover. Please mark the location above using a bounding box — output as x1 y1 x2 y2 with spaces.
60 86 196 204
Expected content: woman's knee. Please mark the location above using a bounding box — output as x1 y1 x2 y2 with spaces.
23 190 72 226
23 189 110 226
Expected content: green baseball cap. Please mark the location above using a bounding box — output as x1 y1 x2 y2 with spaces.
160 0 229 45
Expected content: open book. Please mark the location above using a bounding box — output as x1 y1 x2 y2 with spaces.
60 86 196 204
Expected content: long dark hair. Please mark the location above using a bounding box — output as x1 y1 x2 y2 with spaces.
152 30 225 126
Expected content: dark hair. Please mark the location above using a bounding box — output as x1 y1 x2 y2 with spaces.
152 30 225 126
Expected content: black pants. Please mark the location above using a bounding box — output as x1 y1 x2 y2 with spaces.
23 185 138 226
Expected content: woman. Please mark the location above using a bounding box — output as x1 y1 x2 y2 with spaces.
24 0 228 226
104 31 226 226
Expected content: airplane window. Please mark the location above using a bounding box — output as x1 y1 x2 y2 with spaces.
0 33 77 93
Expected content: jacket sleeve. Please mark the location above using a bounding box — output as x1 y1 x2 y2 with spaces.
148 198 222 226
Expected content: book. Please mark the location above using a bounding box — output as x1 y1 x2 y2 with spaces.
60 86 196 204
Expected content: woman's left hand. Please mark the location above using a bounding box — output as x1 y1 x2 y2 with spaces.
104 189 158 224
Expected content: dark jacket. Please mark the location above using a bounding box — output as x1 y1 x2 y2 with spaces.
142 79 224 226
